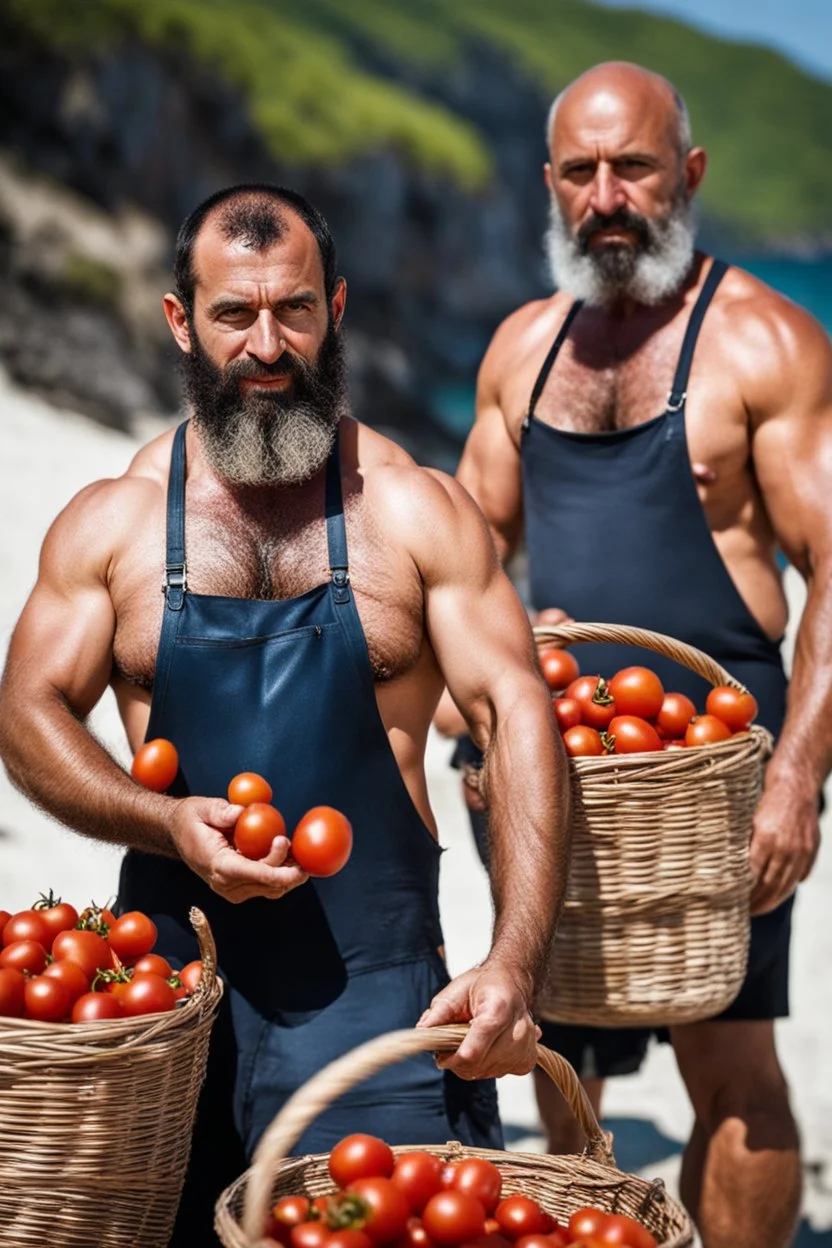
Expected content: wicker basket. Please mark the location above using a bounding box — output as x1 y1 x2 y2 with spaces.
215 1024 693 1248
532 622 773 1028
0 906 223 1248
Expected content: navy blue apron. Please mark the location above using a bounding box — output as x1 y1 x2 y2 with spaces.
521 259 793 1037
118 422 501 1245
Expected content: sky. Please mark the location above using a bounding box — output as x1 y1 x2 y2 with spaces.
596 0 832 82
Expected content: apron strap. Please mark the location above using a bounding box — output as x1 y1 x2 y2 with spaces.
325 428 351 605
667 259 729 411
525 299 583 428
164 420 189 612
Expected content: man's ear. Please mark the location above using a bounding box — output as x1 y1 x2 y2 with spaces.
330 277 347 330
543 162 554 194
684 147 707 198
163 293 193 353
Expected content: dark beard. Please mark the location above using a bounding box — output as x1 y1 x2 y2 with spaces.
182 322 349 486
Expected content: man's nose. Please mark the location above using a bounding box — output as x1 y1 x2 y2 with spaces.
246 311 284 365
589 164 625 217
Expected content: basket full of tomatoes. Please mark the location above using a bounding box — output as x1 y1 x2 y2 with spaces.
531 622 772 1028
214 1025 692 1248
0 902 222 1248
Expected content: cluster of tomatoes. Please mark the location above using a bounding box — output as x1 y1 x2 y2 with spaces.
263 1134 655 1248
0 894 202 1024
131 740 353 878
538 649 758 759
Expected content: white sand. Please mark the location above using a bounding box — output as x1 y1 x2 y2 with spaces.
1 369 829 1233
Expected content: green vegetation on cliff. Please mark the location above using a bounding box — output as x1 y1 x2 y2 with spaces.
8 0 832 243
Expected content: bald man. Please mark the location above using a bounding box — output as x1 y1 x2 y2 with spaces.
439 62 832 1247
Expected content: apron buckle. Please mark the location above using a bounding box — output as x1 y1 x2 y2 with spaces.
163 562 188 610
331 566 350 604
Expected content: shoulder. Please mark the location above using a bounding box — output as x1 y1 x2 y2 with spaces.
480 292 574 381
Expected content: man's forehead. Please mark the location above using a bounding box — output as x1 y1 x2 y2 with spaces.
552 73 677 154
192 211 323 292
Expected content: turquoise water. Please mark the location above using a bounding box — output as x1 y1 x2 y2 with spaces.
430 256 832 439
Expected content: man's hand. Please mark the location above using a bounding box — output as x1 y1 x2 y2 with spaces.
531 607 573 628
416 963 539 1080
749 775 820 915
170 796 309 903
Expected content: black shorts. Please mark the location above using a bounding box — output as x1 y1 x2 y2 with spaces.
538 895 795 1080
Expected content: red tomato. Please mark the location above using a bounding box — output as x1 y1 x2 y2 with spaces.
568 1210 608 1239
292 807 353 877
539 649 580 692
271 1195 311 1243
32 898 79 947
228 771 274 806
131 737 179 792
42 959 90 1001
347 1178 412 1245
607 716 662 754
71 991 123 1022
449 1159 502 1215
120 972 176 1017
514 1237 558 1248
24 974 73 1022
2 910 51 948
494 1198 550 1241
53 928 113 979
597 1215 656 1248
552 698 583 733
607 668 664 720
178 960 203 995
656 693 697 739
663 740 686 751
685 714 732 748
706 686 758 732
0 939 48 975
133 953 173 979
440 1165 459 1189
0 967 26 1017
330 1134 395 1187
234 803 287 860
423 1192 486 1247
0 911 10 941
565 676 616 730
291 1223 331 1248
562 726 606 758
391 1152 445 1213
329 1233 374 1248
396 1218 435 1248
108 912 157 962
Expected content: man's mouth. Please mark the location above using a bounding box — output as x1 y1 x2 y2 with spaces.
240 374 293 389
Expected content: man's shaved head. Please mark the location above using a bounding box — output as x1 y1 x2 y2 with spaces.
546 62 691 158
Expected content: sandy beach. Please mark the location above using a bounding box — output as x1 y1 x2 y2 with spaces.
1 370 830 1241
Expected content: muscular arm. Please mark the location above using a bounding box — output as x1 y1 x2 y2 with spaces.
0 480 306 903
745 304 832 912
410 472 570 1075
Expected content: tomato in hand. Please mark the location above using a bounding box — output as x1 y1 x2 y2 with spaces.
71 991 123 1023
656 692 697 739
422 1191 486 1246
32 895 79 946
562 726 606 758
52 928 113 979
2 910 51 949
494 1197 550 1241
42 959 90 1002
552 698 583 733
131 737 179 791
685 714 732 747
120 972 176 1017
228 771 274 806
391 1152 445 1213
0 967 26 1017
565 676 616 730
607 716 662 754
292 807 353 877
24 974 73 1022
448 1158 502 1214
597 1214 656 1248
234 803 287 860
108 912 157 963
568 1208 608 1238
0 939 48 975
347 1177 412 1245
706 686 758 732
539 649 580 692
132 953 173 979
608 667 664 720
330 1134 395 1187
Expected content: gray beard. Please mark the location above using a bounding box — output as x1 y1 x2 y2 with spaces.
544 198 696 307
198 400 344 488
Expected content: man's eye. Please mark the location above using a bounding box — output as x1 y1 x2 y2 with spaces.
283 301 309 313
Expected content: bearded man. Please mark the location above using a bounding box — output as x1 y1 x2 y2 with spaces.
437 62 832 1248
0 185 570 1244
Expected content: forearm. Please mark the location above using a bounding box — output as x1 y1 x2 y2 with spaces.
480 684 571 1001
767 565 832 794
0 688 178 857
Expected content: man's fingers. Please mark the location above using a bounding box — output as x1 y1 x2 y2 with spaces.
212 846 308 901
437 1013 537 1079
203 799 243 830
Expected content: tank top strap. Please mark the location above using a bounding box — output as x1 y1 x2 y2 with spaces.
163 419 189 612
325 427 352 604
525 300 583 426
667 259 729 411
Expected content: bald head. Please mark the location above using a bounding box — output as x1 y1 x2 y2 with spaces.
546 62 691 160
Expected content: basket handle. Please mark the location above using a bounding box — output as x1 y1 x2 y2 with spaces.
534 622 748 693
241 1024 612 1241
188 905 218 1003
